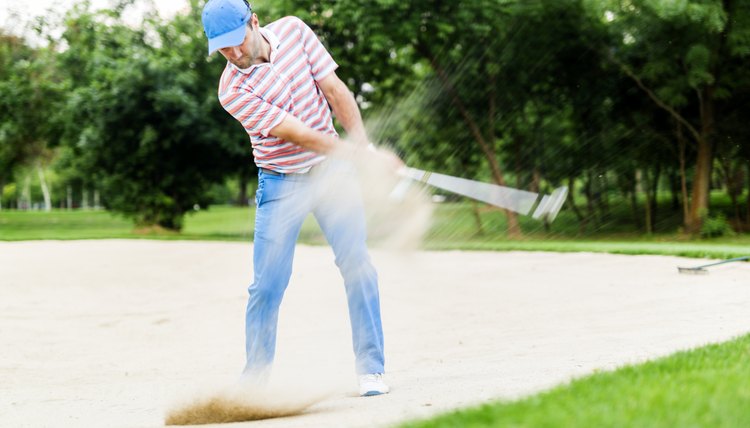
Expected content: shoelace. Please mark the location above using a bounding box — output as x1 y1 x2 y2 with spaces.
360 374 381 382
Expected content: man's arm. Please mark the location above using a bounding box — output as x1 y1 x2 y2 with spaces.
316 72 369 146
265 71 371 157
317 72 404 169
268 113 349 156
269 70 404 169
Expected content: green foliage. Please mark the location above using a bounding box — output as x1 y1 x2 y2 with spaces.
700 213 735 238
685 44 714 87
401 333 750 428
1 182 15 206
1 0 749 235
50 0 251 230
270 0 611 190
0 31 63 186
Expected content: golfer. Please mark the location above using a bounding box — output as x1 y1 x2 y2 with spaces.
201 0 399 396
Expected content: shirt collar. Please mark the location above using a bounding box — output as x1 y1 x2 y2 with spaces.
261 27 281 60
231 26 281 74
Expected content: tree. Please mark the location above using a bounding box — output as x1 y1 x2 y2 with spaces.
590 0 750 233
0 31 63 211
0 32 30 208
53 0 249 230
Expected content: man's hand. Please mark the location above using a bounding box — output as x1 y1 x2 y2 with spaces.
366 145 405 173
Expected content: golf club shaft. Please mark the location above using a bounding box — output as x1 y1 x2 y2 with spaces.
398 167 538 215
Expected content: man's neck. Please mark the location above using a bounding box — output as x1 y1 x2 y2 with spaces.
257 29 272 64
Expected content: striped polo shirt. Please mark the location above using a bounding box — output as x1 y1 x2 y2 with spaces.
217 16 339 174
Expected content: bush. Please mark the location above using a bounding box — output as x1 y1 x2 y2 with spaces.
1 183 16 208
700 213 735 238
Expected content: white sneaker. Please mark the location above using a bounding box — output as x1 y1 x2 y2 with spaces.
359 373 389 396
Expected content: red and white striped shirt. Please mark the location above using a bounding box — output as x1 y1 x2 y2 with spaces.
217 16 339 174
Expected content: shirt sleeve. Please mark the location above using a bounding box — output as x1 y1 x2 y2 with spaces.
219 90 287 138
297 18 338 82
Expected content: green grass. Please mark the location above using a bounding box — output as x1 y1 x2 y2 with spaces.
0 206 325 242
1 204 749 259
0 209 136 240
419 201 750 258
401 333 750 428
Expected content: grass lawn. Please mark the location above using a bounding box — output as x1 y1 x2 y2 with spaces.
0 208 136 240
401 333 750 428
422 202 750 258
2 204 748 259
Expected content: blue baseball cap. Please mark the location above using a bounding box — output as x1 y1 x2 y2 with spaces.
202 0 252 55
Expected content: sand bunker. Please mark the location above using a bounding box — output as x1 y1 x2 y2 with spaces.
1 241 749 428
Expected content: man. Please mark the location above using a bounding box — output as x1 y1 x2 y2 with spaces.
201 0 400 396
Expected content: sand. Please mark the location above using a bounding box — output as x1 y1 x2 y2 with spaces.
1 240 749 427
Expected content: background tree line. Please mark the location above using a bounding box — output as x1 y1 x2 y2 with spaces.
0 0 748 236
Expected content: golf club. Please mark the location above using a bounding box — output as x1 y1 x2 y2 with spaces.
392 167 568 222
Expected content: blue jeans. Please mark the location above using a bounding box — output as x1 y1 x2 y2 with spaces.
244 161 384 378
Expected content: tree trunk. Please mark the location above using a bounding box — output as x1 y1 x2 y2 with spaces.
633 170 654 234
236 169 250 206
730 188 740 227
601 173 610 215
677 123 690 226
0 178 3 211
686 87 716 234
728 168 740 226
646 164 661 233
514 137 523 189
626 170 640 231
22 175 31 210
719 157 743 225
584 173 596 227
629 190 640 231
641 168 652 234
67 186 73 210
471 201 484 236
531 167 541 194
566 177 586 233
36 165 52 212
669 171 680 211
686 138 712 234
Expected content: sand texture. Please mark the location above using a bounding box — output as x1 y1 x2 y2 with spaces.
1 240 749 427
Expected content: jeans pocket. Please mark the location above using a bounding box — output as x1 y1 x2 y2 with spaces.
255 176 265 206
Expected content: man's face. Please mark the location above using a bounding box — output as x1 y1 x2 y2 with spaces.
218 14 265 69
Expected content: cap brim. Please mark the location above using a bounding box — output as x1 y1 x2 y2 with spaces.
207 24 247 55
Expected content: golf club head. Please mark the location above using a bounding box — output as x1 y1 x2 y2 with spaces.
532 186 568 223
